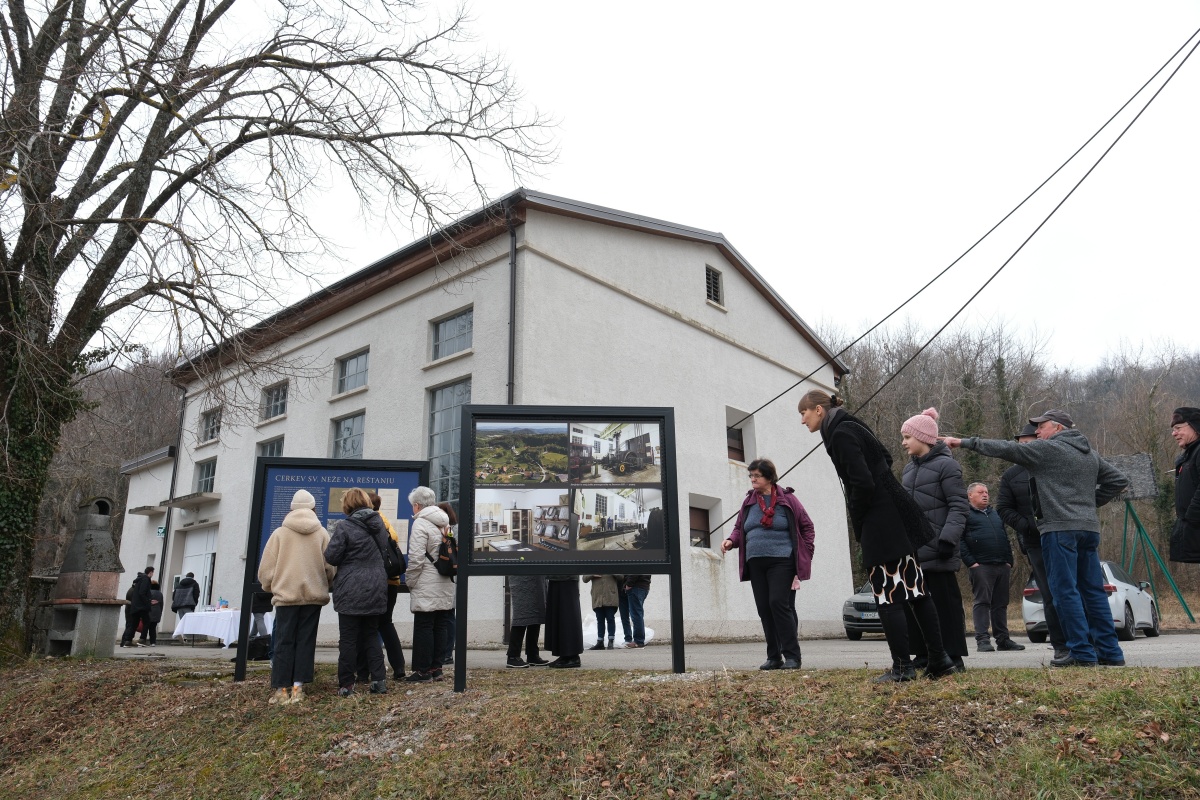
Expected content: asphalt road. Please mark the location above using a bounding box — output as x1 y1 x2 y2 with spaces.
115 630 1200 672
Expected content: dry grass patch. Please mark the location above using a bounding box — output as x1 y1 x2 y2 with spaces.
0 658 1197 799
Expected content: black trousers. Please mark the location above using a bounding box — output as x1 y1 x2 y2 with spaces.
411 609 451 674
507 624 543 660
121 608 151 645
360 584 406 679
337 614 384 687
746 556 801 662
880 595 947 667
271 604 321 688
1026 544 1067 651
906 571 969 660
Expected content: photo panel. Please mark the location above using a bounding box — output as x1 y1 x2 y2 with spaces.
474 421 569 485
568 421 663 484
473 488 572 556
573 487 664 552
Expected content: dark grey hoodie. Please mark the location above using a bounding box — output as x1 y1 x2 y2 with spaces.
959 429 1128 534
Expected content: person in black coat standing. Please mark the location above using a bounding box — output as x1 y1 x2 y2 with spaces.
325 488 390 696
1170 407 1200 563
798 390 955 682
997 423 1067 658
120 566 154 648
171 572 201 619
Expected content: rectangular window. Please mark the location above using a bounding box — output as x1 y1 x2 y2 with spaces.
595 494 608 517
195 459 217 493
333 413 365 459
727 427 745 462
258 438 284 458
690 507 712 548
337 350 369 394
200 408 221 442
433 308 473 360
260 383 288 420
429 378 471 504
705 265 723 305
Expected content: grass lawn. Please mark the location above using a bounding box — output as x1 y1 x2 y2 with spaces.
1 658 1198 799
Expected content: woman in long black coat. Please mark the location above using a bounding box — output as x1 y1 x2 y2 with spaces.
798 390 956 682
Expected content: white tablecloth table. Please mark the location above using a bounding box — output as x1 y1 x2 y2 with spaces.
172 609 272 648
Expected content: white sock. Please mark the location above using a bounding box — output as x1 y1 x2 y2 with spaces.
293 682 302 688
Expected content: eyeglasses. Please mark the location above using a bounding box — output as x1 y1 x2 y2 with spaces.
748 472 764 479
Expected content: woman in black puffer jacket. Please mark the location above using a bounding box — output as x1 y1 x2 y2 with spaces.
324 487 390 696
900 408 970 670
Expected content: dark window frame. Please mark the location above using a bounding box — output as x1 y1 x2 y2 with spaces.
705 265 723 305
727 426 745 462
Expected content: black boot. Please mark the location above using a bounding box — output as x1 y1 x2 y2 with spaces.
588 640 606 651
873 662 917 683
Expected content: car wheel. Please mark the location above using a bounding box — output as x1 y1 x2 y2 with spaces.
845 629 863 641
1144 602 1161 637
1028 630 1047 644
1116 602 1136 641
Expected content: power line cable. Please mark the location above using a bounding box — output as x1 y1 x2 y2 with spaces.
710 26 1200 538
727 24 1200 433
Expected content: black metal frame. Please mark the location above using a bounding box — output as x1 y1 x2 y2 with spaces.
233 456 429 681
453 404 684 691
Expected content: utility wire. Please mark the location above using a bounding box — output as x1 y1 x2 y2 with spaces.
710 26 1200 538
727 24 1200 433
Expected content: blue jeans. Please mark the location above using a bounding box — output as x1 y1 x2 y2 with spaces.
626 587 648 645
617 585 633 643
594 606 617 640
1040 530 1124 663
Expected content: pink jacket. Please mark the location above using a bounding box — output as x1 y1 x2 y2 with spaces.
727 487 816 582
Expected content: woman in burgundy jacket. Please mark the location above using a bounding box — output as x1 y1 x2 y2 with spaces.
722 458 815 670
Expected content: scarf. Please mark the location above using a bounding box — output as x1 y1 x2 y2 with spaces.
757 485 780 529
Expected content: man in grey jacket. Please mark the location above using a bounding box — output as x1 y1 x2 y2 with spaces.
944 409 1129 668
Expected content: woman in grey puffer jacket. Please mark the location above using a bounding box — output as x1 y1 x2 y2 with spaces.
324 487 390 695
900 408 970 670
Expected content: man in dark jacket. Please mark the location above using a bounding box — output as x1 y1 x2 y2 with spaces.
623 575 651 648
997 424 1067 659
120 566 155 648
172 572 201 618
1170 407 1200 563
945 409 1129 668
961 483 1023 653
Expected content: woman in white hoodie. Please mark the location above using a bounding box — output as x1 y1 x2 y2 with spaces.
258 489 335 705
404 486 452 682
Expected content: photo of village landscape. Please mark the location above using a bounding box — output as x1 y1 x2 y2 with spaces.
474 421 569 484
568 421 662 483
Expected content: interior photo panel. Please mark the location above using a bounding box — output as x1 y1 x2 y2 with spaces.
473 487 571 556
573 487 664 552
474 421 568 485
568 421 662 484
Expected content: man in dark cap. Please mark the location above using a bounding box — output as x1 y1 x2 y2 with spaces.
944 409 1129 667
996 423 1068 660
1170 407 1200 563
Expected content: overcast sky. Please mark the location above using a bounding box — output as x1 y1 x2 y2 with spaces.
308 1 1200 371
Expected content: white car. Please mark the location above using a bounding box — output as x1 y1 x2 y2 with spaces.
1022 560 1161 642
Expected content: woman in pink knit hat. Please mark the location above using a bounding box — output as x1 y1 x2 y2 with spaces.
900 407 970 672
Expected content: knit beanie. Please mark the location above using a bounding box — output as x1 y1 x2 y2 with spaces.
901 408 940 445
290 489 317 510
1172 407 1200 435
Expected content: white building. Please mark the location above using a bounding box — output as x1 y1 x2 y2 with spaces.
117 189 855 645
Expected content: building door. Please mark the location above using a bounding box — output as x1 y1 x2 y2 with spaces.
180 529 218 608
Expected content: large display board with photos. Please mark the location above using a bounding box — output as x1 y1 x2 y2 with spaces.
460 405 679 570
233 457 428 681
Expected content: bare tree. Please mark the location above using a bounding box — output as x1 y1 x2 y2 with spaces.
0 0 553 645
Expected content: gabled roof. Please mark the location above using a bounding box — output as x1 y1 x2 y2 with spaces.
174 188 848 381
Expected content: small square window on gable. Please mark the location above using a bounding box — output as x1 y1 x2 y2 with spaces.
336 350 369 394
705 265 723 306
199 408 221 443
